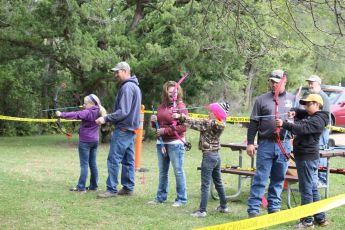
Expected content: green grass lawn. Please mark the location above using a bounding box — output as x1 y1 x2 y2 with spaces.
0 125 344 229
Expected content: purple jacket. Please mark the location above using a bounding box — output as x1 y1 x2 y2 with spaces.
59 106 100 142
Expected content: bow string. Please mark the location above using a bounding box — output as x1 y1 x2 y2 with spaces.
172 72 192 151
273 74 290 160
54 83 72 138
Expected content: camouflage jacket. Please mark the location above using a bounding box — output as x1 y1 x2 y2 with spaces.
180 116 225 152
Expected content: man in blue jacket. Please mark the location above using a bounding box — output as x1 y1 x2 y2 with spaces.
96 61 142 198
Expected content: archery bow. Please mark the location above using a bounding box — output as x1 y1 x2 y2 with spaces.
273 74 290 160
54 83 72 138
42 105 83 112
171 72 192 151
152 105 167 156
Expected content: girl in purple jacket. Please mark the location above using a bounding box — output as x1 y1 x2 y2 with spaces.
56 94 107 192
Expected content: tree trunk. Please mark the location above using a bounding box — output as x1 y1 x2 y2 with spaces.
130 0 148 32
244 60 257 110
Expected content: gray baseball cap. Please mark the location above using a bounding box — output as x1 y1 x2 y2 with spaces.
269 69 286 83
111 61 130 72
306 75 321 84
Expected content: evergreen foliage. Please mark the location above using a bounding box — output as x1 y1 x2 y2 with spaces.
0 0 344 136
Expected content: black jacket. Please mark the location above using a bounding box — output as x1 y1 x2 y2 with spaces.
282 109 329 161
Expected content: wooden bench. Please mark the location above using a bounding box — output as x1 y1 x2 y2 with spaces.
220 168 298 182
197 166 299 208
212 143 345 208
197 166 298 181
318 149 345 197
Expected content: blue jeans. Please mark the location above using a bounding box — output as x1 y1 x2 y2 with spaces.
77 141 99 190
295 159 325 223
247 139 290 214
155 143 187 203
106 129 136 193
319 128 330 184
199 152 227 212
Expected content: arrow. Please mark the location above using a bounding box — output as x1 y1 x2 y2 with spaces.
42 105 83 112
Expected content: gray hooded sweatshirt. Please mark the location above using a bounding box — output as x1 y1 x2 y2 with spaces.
105 76 142 131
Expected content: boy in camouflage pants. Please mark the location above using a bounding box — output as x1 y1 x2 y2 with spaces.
173 102 230 217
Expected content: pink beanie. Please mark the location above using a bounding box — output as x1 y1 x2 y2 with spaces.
208 102 230 121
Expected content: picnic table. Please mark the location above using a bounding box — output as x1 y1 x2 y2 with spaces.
207 143 345 208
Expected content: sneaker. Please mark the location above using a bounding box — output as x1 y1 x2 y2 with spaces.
317 181 327 189
215 206 230 213
117 188 133 196
147 200 162 205
86 187 98 192
191 210 207 218
315 219 329 227
69 187 86 193
97 191 117 198
295 220 314 229
268 210 280 214
248 212 259 218
172 201 185 207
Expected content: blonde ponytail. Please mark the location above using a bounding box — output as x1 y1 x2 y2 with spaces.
88 94 107 117
98 105 107 117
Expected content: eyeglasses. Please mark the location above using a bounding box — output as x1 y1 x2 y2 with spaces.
270 75 282 79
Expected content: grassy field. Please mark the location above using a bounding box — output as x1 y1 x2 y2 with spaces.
0 124 344 229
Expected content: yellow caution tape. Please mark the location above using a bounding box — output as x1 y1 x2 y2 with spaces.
196 193 345 230
146 110 345 129
144 110 153 114
145 110 249 123
2 111 343 132
329 125 345 133
189 113 209 119
145 110 211 119
226 116 250 123
0 115 79 123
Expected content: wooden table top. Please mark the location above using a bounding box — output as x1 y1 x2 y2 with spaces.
220 143 345 158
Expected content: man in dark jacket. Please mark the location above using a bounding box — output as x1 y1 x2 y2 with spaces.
96 61 142 198
246 69 294 217
276 94 329 228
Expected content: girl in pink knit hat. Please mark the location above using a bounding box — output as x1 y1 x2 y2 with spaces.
208 102 230 121
173 102 230 217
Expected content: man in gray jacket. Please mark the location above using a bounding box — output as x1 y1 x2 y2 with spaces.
96 61 142 198
246 69 294 217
